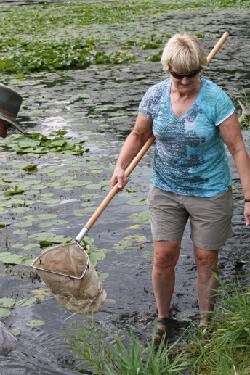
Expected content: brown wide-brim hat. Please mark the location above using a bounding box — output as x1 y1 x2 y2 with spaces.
0 84 25 135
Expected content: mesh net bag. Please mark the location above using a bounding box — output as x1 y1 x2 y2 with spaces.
32 243 106 314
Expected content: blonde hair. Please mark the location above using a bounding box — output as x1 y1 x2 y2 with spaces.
161 33 207 73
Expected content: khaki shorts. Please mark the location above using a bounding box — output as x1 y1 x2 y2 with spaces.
147 185 234 250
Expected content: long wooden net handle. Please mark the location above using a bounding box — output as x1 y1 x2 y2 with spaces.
207 31 229 64
84 136 155 230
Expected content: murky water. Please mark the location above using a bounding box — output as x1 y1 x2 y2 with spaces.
0 3 249 375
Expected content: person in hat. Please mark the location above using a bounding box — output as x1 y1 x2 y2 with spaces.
0 84 24 138
0 84 24 354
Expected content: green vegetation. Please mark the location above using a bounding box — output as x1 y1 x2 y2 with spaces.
0 0 249 74
70 285 250 375
187 286 250 375
0 130 89 155
70 320 188 375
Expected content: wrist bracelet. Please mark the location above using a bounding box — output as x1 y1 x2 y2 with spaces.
245 199 250 202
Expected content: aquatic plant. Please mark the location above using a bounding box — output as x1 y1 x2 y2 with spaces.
0 130 89 155
0 0 249 74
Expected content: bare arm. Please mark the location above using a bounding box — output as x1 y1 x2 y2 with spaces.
219 113 250 226
110 112 153 189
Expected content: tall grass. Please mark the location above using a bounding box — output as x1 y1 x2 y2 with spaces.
69 284 249 375
187 285 250 375
70 320 188 375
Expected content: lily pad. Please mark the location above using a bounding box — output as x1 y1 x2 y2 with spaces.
0 308 11 318
127 198 147 206
29 232 71 248
27 319 45 328
4 186 25 197
10 328 21 336
23 164 38 173
0 132 89 156
12 221 33 227
89 249 107 267
17 297 37 307
11 207 30 214
130 211 149 224
31 288 50 302
0 223 11 228
124 235 147 243
113 240 133 252
0 297 16 309
22 244 38 251
0 252 32 266
13 229 29 235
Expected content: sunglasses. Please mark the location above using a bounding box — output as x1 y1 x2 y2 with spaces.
169 66 202 80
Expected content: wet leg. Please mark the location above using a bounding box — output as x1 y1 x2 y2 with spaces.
193 246 219 325
152 240 181 319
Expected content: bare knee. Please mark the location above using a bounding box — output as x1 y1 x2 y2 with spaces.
153 240 180 270
194 246 218 271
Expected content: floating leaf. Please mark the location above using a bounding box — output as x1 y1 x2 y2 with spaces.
37 213 58 220
0 307 11 318
0 132 89 156
124 235 147 243
127 224 141 229
127 198 147 206
10 328 21 336
13 229 29 235
29 233 71 248
11 243 24 250
27 319 45 328
42 198 61 205
30 232 70 241
89 249 107 267
0 252 32 266
31 288 50 302
0 223 11 228
12 220 33 227
4 186 25 197
0 297 15 309
23 164 38 173
17 297 37 307
113 240 133 252
22 244 38 251
131 211 149 224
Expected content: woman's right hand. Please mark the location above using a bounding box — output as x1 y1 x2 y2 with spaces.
110 166 128 190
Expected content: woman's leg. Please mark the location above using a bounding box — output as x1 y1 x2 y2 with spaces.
193 246 219 325
152 239 181 319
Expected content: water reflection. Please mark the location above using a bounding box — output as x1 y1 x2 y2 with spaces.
41 116 71 133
